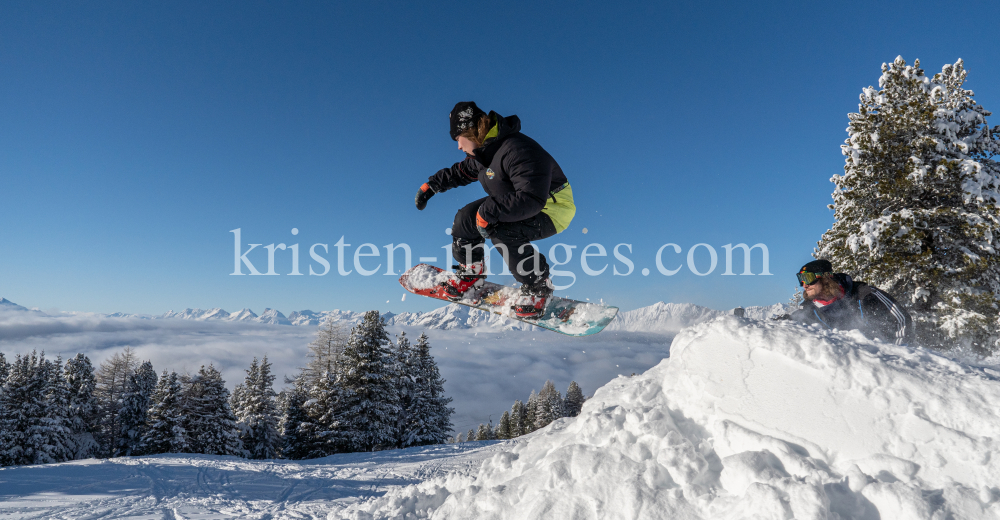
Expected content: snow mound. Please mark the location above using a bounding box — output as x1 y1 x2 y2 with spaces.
350 317 1000 519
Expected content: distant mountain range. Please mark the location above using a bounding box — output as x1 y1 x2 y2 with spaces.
0 297 791 333
108 304 540 330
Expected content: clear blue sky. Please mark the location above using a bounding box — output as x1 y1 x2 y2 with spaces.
2 1 998 316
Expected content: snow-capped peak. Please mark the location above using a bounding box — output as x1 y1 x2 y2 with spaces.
0 297 47 315
0 297 29 312
226 308 258 322
389 303 536 331
256 308 291 325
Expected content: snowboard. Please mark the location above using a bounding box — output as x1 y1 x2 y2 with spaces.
398 263 618 337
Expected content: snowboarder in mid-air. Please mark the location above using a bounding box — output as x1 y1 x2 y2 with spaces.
414 101 576 318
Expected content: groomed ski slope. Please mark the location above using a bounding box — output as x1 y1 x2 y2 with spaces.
349 317 1000 520
0 441 512 518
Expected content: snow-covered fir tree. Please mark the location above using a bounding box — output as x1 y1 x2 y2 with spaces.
401 333 454 447
495 410 513 440
475 422 493 441
94 347 139 456
533 380 564 430
339 311 400 452
63 353 99 459
304 368 348 457
277 380 316 460
143 371 188 454
466 428 475 442
117 361 157 456
183 365 242 456
233 357 280 459
510 400 526 437
39 355 73 464
230 382 246 423
0 352 38 465
817 57 1000 352
564 381 585 418
0 351 6 460
391 332 415 448
524 391 538 434
0 352 72 465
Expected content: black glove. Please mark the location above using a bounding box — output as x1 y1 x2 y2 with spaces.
415 183 435 210
771 314 792 321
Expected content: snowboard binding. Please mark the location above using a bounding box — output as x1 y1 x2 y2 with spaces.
512 278 554 319
440 263 486 301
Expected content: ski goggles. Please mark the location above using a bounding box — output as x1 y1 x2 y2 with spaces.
796 271 830 286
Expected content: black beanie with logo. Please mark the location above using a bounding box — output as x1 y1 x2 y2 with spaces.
449 101 487 140
799 259 833 274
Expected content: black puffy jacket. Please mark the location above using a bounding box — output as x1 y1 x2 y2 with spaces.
791 274 914 346
427 112 569 225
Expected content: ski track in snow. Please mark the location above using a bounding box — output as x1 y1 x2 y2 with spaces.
0 442 511 519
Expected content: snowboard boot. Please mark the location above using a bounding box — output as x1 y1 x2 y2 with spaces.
441 262 486 301
513 277 554 319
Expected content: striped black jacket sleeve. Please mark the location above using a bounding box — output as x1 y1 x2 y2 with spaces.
858 286 914 346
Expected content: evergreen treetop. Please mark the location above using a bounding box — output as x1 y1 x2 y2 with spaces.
817 57 1000 352
495 411 513 440
339 311 400 451
118 360 157 456
234 357 280 460
277 380 315 460
402 332 453 447
142 370 188 455
0 352 8 383
64 353 99 459
564 381 585 418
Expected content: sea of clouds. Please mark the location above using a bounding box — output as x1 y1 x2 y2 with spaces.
0 306 671 435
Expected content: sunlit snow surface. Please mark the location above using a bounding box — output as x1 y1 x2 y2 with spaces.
0 442 511 519
348 317 1000 520
3 307 1000 519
